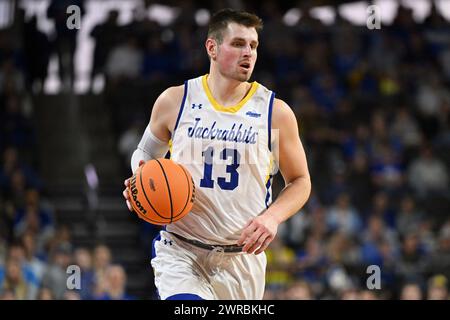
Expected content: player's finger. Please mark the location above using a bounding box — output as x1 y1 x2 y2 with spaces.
122 188 130 200
242 227 263 250
255 235 274 255
237 227 253 245
245 232 267 254
122 187 133 211
126 200 132 212
242 229 264 253
124 178 130 187
237 221 257 245
243 219 253 228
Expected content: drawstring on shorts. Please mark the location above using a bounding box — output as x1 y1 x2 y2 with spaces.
207 246 227 275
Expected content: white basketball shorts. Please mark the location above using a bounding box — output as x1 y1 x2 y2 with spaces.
151 230 267 300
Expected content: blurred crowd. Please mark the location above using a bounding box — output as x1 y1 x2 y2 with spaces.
0 0 133 300
260 2 450 300
1 0 450 300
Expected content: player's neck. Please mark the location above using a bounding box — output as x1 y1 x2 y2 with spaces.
206 71 251 107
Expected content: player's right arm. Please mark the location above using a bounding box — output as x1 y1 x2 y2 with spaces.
123 85 185 211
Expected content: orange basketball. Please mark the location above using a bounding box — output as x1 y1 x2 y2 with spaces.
128 158 195 225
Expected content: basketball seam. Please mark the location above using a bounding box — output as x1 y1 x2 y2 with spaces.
128 190 169 224
139 165 169 220
156 159 174 223
132 204 169 224
172 165 192 220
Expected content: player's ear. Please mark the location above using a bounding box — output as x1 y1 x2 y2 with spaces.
206 38 217 60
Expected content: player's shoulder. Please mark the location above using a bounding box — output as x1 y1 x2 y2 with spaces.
158 85 185 104
273 97 291 111
152 84 185 115
272 98 297 129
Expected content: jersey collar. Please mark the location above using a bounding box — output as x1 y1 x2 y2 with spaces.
201 74 259 113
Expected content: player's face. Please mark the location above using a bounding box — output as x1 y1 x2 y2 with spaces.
216 22 258 82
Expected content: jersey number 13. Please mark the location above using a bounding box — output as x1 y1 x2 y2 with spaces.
200 147 240 191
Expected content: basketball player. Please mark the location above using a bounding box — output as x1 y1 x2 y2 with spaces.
123 9 311 300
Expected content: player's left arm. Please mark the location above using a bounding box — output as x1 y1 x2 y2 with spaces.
238 98 311 254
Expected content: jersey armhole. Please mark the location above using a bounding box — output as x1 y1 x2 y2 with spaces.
267 91 276 152
165 80 188 159
172 80 189 139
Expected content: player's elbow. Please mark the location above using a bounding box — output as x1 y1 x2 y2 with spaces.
303 174 312 201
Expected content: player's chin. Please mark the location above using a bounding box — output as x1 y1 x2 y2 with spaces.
235 70 252 81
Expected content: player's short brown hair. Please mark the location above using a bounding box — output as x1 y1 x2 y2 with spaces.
207 9 263 44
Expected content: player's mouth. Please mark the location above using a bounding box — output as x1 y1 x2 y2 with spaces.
239 62 251 71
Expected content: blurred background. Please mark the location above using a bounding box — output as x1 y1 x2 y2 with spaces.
0 0 449 300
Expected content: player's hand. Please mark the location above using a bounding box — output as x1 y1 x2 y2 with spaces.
123 160 145 212
237 213 279 255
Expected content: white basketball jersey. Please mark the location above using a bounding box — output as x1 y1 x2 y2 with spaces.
166 74 277 245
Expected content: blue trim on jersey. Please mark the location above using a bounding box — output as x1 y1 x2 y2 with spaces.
173 80 189 136
166 293 205 300
267 92 276 151
265 175 273 208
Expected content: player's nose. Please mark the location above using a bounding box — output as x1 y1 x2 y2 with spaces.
242 44 252 57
